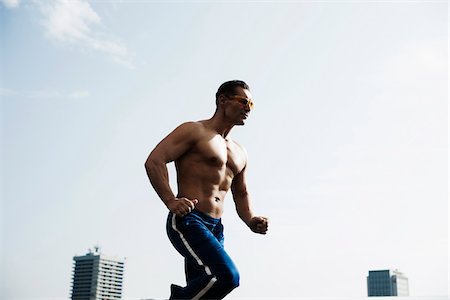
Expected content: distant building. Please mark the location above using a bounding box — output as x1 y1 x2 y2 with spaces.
71 246 125 300
367 269 409 297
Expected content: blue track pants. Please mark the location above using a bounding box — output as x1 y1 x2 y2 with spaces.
166 209 240 299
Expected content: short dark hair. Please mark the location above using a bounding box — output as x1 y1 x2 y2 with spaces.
215 80 250 105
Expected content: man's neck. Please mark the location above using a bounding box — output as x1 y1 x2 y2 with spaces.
205 112 234 138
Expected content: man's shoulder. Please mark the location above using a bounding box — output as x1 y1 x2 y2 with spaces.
175 121 205 133
226 136 243 149
169 121 209 144
228 138 248 156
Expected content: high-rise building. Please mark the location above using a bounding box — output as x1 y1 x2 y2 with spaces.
367 269 409 297
71 247 125 300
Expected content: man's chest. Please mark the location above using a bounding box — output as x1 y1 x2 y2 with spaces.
194 135 246 175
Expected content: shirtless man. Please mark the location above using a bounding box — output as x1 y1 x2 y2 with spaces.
145 80 269 299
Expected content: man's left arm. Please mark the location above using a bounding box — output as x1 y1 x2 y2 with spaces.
231 164 269 235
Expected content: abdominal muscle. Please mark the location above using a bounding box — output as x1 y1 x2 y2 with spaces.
177 183 229 219
175 165 232 219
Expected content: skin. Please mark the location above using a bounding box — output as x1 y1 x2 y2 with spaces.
145 86 268 234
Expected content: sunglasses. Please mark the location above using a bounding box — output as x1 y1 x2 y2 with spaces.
227 95 255 110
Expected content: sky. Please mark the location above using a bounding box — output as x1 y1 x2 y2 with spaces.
0 0 448 299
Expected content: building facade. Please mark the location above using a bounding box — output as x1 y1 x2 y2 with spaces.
367 269 409 297
71 247 125 300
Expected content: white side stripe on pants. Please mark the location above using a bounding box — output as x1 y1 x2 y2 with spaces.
171 214 217 299
193 277 217 300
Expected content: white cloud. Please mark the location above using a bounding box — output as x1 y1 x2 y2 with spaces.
69 90 91 99
39 0 135 69
1 0 20 9
41 0 100 43
0 87 90 99
0 87 60 98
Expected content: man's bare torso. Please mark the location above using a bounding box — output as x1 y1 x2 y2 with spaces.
175 121 247 218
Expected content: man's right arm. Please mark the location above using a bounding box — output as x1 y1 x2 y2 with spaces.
144 122 199 216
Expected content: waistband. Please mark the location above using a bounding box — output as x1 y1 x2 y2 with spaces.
190 209 221 223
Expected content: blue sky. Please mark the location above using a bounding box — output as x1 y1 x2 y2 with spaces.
1 1 448 299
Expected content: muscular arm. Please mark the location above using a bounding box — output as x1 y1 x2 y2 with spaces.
145 122 199 215
231 166 254 224
231 162 269 234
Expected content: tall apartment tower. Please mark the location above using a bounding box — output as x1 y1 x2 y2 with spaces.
367 269 409 297
71 247 125 300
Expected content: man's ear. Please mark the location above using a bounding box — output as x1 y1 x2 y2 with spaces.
218 94 227 104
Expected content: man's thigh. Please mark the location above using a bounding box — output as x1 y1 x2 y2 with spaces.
168 213 236 277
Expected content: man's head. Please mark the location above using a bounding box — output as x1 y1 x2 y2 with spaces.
215 80 254 125
215 80 250 105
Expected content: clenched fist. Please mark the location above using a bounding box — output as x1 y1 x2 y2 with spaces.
248 216 269 234
167 197 198 217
